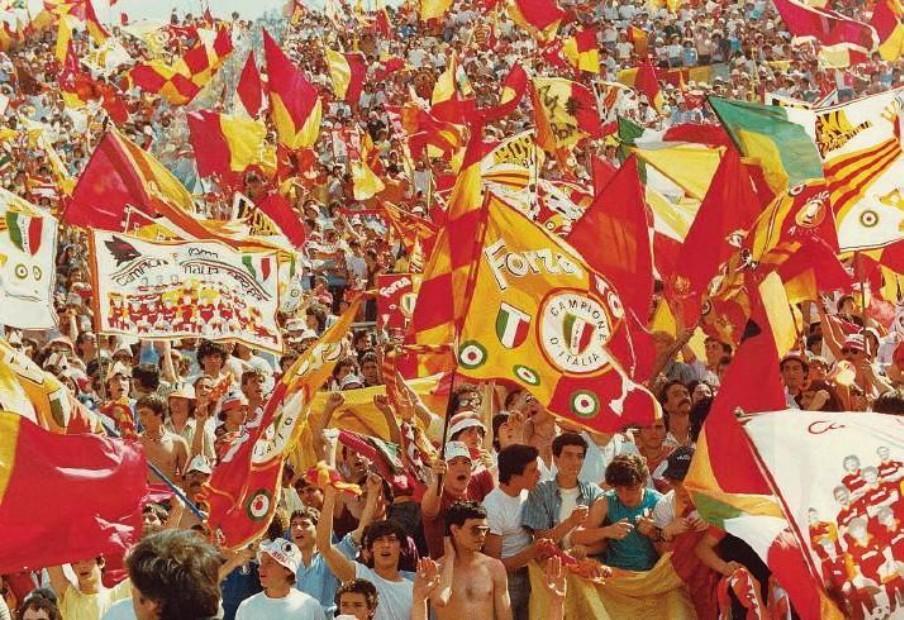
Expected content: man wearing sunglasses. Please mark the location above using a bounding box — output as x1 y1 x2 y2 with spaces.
430 501 511 620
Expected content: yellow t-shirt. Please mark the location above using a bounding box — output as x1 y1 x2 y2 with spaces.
59 579 131 620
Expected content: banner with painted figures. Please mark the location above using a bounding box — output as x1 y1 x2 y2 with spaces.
0 188 58 330
89 231 282 352
743 411 904 619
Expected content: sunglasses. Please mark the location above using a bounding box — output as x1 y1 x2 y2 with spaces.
469 525 490 536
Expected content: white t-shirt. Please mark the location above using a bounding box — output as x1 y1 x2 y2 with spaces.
557 486 581 524
482 488 532 559
355 564 413 620
234 589 325 620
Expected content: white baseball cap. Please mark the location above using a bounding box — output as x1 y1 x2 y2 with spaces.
444 441 473 464
448 418 485 440
258 538 302 574
186 455 212 475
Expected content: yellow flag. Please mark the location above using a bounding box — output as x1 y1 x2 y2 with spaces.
457 194 660 433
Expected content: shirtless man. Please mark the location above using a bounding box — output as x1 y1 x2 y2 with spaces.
137 394 189 485
432 501 511 620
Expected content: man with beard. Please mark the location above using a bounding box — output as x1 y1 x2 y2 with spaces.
659 381 694 448
317 486 413 620
178 455 212 529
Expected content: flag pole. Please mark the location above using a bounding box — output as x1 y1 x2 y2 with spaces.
99 419 206 520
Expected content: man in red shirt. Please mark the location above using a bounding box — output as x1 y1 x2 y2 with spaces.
841 455 867 498
421 442 492 559
833 485 866 541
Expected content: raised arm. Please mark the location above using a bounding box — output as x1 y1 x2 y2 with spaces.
350 474 382 545
373 395 403 446
315 486 357 582
421 458 447 520
47 565 71 601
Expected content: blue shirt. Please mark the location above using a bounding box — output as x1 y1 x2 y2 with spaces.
521 478 605 532
296 532 358 617
602 489 663 571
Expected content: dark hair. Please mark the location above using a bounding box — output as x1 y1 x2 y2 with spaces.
196 340 228 365
363 519 407 551
136 394 167 418
335 578 379 611
552 432 586 458
689 397 713 443
451 383 481 411
503 389 524 410
874 388 904 415
126 530 223 620
444 500 487 535
491 413 510 451
658 380 687 406
132 363 160 391
290 507 320 526
143 503 168 522
17 589 61 620
267 508 290 542
604 454 649 488
497 444 539 484
240 369 264 386
797 380 842 412
779 356 808 373
360 351 378 366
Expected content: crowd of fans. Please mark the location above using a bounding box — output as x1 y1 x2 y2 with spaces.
1 0 903 618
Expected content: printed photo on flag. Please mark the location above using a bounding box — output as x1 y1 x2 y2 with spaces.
742 411 904 619
89 231 282 352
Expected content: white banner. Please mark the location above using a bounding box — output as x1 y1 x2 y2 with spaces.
744 411 904 618
90 231 282 352
0 188 58 330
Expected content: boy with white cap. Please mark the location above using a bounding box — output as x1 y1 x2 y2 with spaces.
235 538 325 619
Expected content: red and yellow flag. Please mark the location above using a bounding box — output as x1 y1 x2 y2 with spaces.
507 0 565 43
325 48 367 105
562 28 599 73
351 132 385 200
431 52 476 124
419 0 452 21
530 76 601 164
456 193 660 433
263 29 322 149
236 51 264 118
871 0 904 60
635 58 664 112
130 25 233 105
480 63 528 123
202 299 361 549
0 410 146 573
187 110 276 185
409 122 486 347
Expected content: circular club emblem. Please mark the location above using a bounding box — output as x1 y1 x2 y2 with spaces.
570 390 600 418
538 290 612 375
458 341 487 369
513 364 540 386
859 209 879 228
246 489 273 521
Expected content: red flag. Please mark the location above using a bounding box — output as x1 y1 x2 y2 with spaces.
635 58 663 111
262 28 322 149
257 191 306 248
773 0 878 50
672 148 763 301
662 123 732 147
566 156 653 323
0 411 147 573
590 155 617 197
479 63 528 123
374 56 405 82
236 51 263 118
